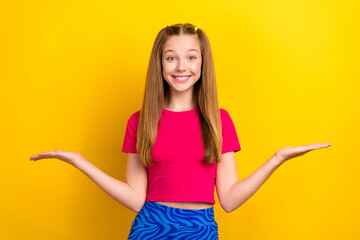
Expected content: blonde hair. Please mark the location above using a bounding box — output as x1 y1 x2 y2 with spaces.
137 23 222 166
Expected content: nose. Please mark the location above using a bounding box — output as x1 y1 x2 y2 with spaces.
176 58 186 71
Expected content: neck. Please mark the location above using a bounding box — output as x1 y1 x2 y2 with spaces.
164 88 197 111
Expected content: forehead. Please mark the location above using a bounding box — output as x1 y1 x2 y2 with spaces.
163 35 201 53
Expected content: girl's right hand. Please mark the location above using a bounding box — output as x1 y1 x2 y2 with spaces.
29 150 85 166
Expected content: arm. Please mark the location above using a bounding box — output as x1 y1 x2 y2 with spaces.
216 152 282 213
73 153 148 213
216 143 331 213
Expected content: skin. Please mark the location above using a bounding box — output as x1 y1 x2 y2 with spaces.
161 34 201 111
29 34 332 212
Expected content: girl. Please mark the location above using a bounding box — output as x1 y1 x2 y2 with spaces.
29 23 331 239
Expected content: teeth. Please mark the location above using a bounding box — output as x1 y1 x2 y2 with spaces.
174 76 190 80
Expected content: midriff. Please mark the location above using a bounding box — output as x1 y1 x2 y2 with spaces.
156 201 213 210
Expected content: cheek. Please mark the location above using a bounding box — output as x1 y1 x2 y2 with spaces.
193 62 202 73
162 63 172 73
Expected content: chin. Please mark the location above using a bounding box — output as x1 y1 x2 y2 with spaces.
171 86 194 93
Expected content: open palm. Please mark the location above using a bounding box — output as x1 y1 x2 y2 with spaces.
275 143 332 164
29 150 83 166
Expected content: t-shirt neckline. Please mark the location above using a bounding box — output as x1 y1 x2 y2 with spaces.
162 107 199 114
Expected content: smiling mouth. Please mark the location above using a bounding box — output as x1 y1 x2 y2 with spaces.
172 75 191 79
172 75 191 82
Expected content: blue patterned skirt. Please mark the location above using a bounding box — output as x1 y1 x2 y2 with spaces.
127 201 219 240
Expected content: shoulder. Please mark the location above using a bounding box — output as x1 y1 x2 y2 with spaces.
219 108 229 116
219 108 237 128
127 110 141 125
130 110 141 120
131 110 141 119
219 108 231 121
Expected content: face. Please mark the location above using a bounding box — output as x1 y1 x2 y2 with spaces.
162 34 202 94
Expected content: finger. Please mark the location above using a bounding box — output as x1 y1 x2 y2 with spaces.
29 151 57 160
296 144 322 152
314 143 331 148
307 143 331 150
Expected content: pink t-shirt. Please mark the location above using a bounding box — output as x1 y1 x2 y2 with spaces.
122 107 241 204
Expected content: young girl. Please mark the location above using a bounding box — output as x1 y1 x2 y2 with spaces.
29 23 331 239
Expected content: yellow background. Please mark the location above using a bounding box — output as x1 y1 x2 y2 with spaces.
1 0 359 239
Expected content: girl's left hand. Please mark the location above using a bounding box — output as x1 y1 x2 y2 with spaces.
275 143 332 164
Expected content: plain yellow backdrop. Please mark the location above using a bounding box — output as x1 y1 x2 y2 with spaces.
1 0 358 239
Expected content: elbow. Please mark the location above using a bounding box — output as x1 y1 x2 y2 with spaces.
133 198 146 213
223 206 234 213
132 204 141 213
131 204 142 213
220 201 234 213
224 202 245 213
221 198 242 213
224 204 241 213
225 208 232 214
133 207 141 213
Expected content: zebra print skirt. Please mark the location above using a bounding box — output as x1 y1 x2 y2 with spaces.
127 201 219 240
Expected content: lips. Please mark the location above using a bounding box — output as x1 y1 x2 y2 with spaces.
172 75 191 82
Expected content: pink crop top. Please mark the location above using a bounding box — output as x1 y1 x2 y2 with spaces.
121 107 241 204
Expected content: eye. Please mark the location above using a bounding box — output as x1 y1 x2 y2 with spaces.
189 56 196 60
166 57 175 61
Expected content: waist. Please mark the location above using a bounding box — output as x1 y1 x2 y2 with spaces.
139 201 217 227
155 201 213 210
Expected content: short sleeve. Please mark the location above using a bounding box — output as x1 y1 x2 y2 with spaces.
220 109 241 154
122 111 140 153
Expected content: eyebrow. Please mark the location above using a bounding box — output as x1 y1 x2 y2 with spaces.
164 49 199 54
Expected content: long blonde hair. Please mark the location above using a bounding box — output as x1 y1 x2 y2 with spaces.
137 23 223 166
